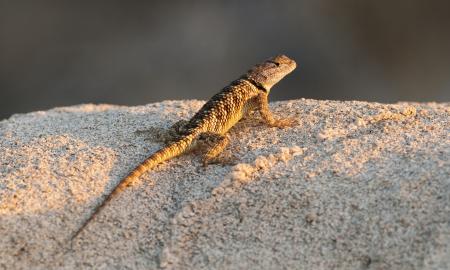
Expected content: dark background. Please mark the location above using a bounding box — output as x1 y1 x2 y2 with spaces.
1 1 449 120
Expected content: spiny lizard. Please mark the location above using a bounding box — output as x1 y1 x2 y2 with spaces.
71 54 297 240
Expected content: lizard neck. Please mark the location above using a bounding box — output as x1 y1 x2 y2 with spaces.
241 76 269 93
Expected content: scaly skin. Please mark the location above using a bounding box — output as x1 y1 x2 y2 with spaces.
70 54 297 240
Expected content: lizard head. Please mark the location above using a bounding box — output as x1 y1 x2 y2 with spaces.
244 54 297 92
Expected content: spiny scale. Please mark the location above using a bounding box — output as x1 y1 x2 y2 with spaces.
70 55 297 240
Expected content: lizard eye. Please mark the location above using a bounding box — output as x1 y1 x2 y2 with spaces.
267 60 280 67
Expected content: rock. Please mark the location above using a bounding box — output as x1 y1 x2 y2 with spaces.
0 99 449 269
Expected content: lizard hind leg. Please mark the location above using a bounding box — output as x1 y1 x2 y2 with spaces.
164 119 190 143
198 132 231 166
134 119 190 144
170 119 190 134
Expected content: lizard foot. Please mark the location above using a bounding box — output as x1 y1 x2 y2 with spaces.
269 117 298 128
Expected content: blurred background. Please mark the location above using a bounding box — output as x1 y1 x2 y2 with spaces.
1 0 449 120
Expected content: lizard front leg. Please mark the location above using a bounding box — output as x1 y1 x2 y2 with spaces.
197 132 231 166
257 92 297 128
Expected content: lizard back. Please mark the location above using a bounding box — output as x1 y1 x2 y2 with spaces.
186 79 261 135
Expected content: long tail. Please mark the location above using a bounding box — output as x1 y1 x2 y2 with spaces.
70 133 197 241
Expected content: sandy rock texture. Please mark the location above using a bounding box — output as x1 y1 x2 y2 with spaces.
0 99 449 269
